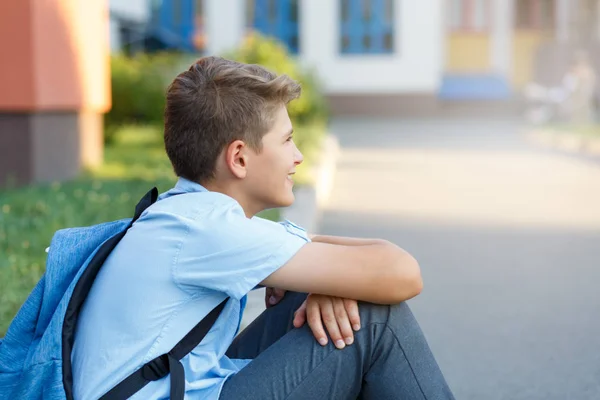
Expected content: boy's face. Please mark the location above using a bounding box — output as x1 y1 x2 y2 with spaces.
245 105 303 211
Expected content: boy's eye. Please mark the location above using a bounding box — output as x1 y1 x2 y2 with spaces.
286 136 293 142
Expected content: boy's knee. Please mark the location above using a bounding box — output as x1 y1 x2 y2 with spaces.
388 301 418 326
359 301 418 327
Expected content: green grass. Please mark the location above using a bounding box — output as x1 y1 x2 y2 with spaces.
0 125 281 336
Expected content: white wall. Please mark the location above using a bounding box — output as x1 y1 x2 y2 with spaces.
109 19 122 51
205 0 246 55
109 0 150 21
109 0 150 52
490 0 514 76
300 0 444 94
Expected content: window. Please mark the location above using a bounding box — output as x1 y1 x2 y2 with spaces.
247 0 300 53
173 0 182 25
539 0 556 30
340 0 395 54
448 0 464 30
195 0 203 17
515 0 536 29
150 0 163 25
515 0 555 30
154 0 196 51
472 0 487 30
447 0 489 32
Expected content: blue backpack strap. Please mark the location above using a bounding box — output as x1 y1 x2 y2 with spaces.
99 298 228 400
62 188 159 400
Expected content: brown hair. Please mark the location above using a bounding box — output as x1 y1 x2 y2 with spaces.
164 56 301 183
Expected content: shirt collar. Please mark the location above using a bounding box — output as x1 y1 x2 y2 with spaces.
158 177 208 200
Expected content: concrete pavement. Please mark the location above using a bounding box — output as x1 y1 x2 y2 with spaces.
320 117 600 400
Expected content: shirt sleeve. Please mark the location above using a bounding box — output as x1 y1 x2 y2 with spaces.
172 203 310 299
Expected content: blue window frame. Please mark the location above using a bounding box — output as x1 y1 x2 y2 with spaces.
154 0 196 51
340 0 395 54
249 0 300 53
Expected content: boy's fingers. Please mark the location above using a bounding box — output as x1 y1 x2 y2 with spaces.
343 298 361 331
265 287 286 308
319 299 345 349
333 298 354 345
293 301 307 328
265 287 273 308
306 300 328 346
273 289 286 306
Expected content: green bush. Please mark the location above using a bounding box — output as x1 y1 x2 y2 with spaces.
105 52 187 143
226 32 329 126
106 34 329 161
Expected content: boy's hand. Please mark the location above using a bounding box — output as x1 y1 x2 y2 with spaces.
293 294 361 349
265 287 286 308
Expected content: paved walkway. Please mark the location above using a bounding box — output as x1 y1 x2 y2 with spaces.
320 117 600 400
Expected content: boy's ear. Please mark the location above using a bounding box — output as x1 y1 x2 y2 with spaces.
225 140 249 179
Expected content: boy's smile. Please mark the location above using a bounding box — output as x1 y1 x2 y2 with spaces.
209 104 304 217
245 105 304 211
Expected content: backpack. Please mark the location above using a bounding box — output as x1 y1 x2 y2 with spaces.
0 188 228 400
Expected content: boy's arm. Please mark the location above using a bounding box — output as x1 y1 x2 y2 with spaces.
260 238 422 305
309 234 385 247
265 235 383 306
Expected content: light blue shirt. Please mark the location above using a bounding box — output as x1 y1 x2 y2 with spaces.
72 178 310 399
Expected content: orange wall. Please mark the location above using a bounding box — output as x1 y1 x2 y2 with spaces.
0 0 110 113
0 1 36 109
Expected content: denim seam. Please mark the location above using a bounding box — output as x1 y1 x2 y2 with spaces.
280 322 376 400
373 304 427 398
380 323 429 400
280 321 429 400
281 342 341 400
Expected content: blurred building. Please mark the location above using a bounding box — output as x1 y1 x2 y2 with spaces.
0 0 110 186
109 0 151 54
3 1 594 185
109 0 206 53
443 0 599 100
142 0 444 115
136 0 600 115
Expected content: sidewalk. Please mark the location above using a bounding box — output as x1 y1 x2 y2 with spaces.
317 116 600 400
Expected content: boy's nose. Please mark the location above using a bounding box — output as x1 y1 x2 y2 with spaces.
294 147 304 165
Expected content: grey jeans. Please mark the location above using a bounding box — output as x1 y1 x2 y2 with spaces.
220 292 455 400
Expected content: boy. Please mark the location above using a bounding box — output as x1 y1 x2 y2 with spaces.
72 56 455 399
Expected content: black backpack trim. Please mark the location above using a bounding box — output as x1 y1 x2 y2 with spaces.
61 188 229 400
